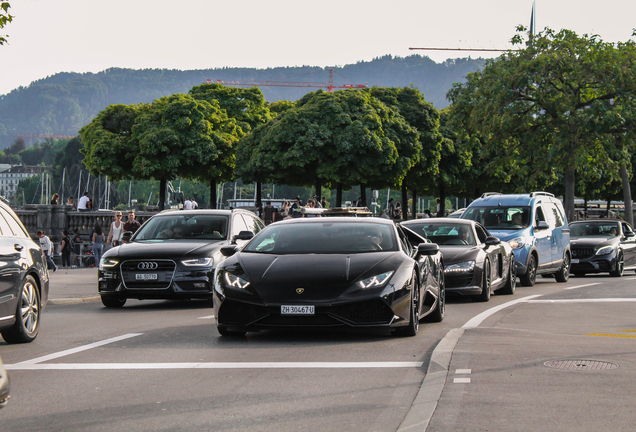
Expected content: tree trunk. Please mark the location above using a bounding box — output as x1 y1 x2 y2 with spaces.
256 182 262 206
209 179 217 209
360 184 367 207
584 196 588 220
412 188 418 221
438 182 446 217
336 183 343 207
564 168 576 222
401 184 408 221
620 162 634 226
606 196 611 217
159 178 167 211
315 179 322 205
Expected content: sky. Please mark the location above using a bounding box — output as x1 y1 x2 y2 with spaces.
0 0 635 95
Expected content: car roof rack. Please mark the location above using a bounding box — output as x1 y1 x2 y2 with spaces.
529 191 555 198
480 192 502 198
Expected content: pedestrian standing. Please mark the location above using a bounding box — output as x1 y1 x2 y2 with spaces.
423 209 431 218
37 230 57 272
72 228 83 267
184 197 193 210
395 202 402 219
191 197 198 209
107 211 124 246
321 196 327 209
50 193 60 205
124 210 141 234
60 230 72 269
66 196 77 210
263 201 276 225
388 198 395 218
92 223 104 266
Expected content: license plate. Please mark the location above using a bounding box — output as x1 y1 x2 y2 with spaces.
571 259 579 264
136 273 158 280
281 305 315 315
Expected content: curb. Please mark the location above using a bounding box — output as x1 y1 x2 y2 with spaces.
47 295 101 305
397 328 465 432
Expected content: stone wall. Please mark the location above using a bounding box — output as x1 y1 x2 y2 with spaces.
15 205 156 245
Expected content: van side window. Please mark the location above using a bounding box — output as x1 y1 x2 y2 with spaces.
546 203 564 227
535 206 547 226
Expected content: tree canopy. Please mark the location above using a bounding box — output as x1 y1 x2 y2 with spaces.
0 2 12 45
448 27 636 221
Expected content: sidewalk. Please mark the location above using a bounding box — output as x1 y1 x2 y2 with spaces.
46 267 101 305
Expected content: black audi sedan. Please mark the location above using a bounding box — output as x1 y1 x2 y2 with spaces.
213 217 445 337
400 218 516 302
0 201 49 344
569 220 636 277
98 209 264 307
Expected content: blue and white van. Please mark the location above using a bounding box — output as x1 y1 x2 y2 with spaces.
461 192 571 286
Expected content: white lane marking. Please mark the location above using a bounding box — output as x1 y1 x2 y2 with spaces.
626 277 636 280
455 369 471 374
14 333 143 365
462 295 542 329
453 378 471 384
197 315 215 319
5 361 424 370
564 283 602 290
527 298 636 303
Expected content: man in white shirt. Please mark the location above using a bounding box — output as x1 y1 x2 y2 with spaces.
184 198 193 210
37 230 57 272
78 192 90 212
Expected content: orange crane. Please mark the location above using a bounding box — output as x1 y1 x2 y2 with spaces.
208 68 367 92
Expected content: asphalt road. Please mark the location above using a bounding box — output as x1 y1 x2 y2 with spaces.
1 273 635 431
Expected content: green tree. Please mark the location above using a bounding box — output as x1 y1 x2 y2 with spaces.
448 27 636 221
368 87 442 219
188 83 271 206
237 89 419 206
0 2 12 45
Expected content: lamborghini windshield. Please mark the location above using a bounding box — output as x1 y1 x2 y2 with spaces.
244 222 397 254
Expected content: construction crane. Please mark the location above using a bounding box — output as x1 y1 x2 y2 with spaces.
207 68 367 93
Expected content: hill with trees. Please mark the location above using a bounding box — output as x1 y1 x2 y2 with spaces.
0 54 485 148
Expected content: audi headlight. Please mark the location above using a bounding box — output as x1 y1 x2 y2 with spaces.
181 258 213 267
445 261 475 273
508 237 527 249
358 271 394 289
224 273 250 289
595 246 613 256
99 258 118 271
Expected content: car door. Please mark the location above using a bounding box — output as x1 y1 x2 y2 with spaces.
533 204 553 271
620 222 636 269
545 202 568 269
477 224 503 283
0 212 25 325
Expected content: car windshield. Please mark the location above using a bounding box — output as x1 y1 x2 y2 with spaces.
243 222 397 254
570 222 620 237
133 214 229 240
404 223 476 246
462 206 531 230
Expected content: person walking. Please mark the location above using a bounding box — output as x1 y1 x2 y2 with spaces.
60 230 72 269
92 223 104 266
107 211 125 247
37 230 57 272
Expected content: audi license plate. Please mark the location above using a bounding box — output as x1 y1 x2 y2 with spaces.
136 273 158 280
281 305 314 315
571 259 579 264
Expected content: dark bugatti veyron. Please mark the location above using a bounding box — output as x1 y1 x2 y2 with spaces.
213 217 445 337
400 218 516 302
569 219 636 277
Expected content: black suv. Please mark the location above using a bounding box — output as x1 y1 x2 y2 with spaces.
0 201 49 344
98 209 263 307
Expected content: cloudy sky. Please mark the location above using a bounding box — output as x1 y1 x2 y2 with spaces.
0 0 634 95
